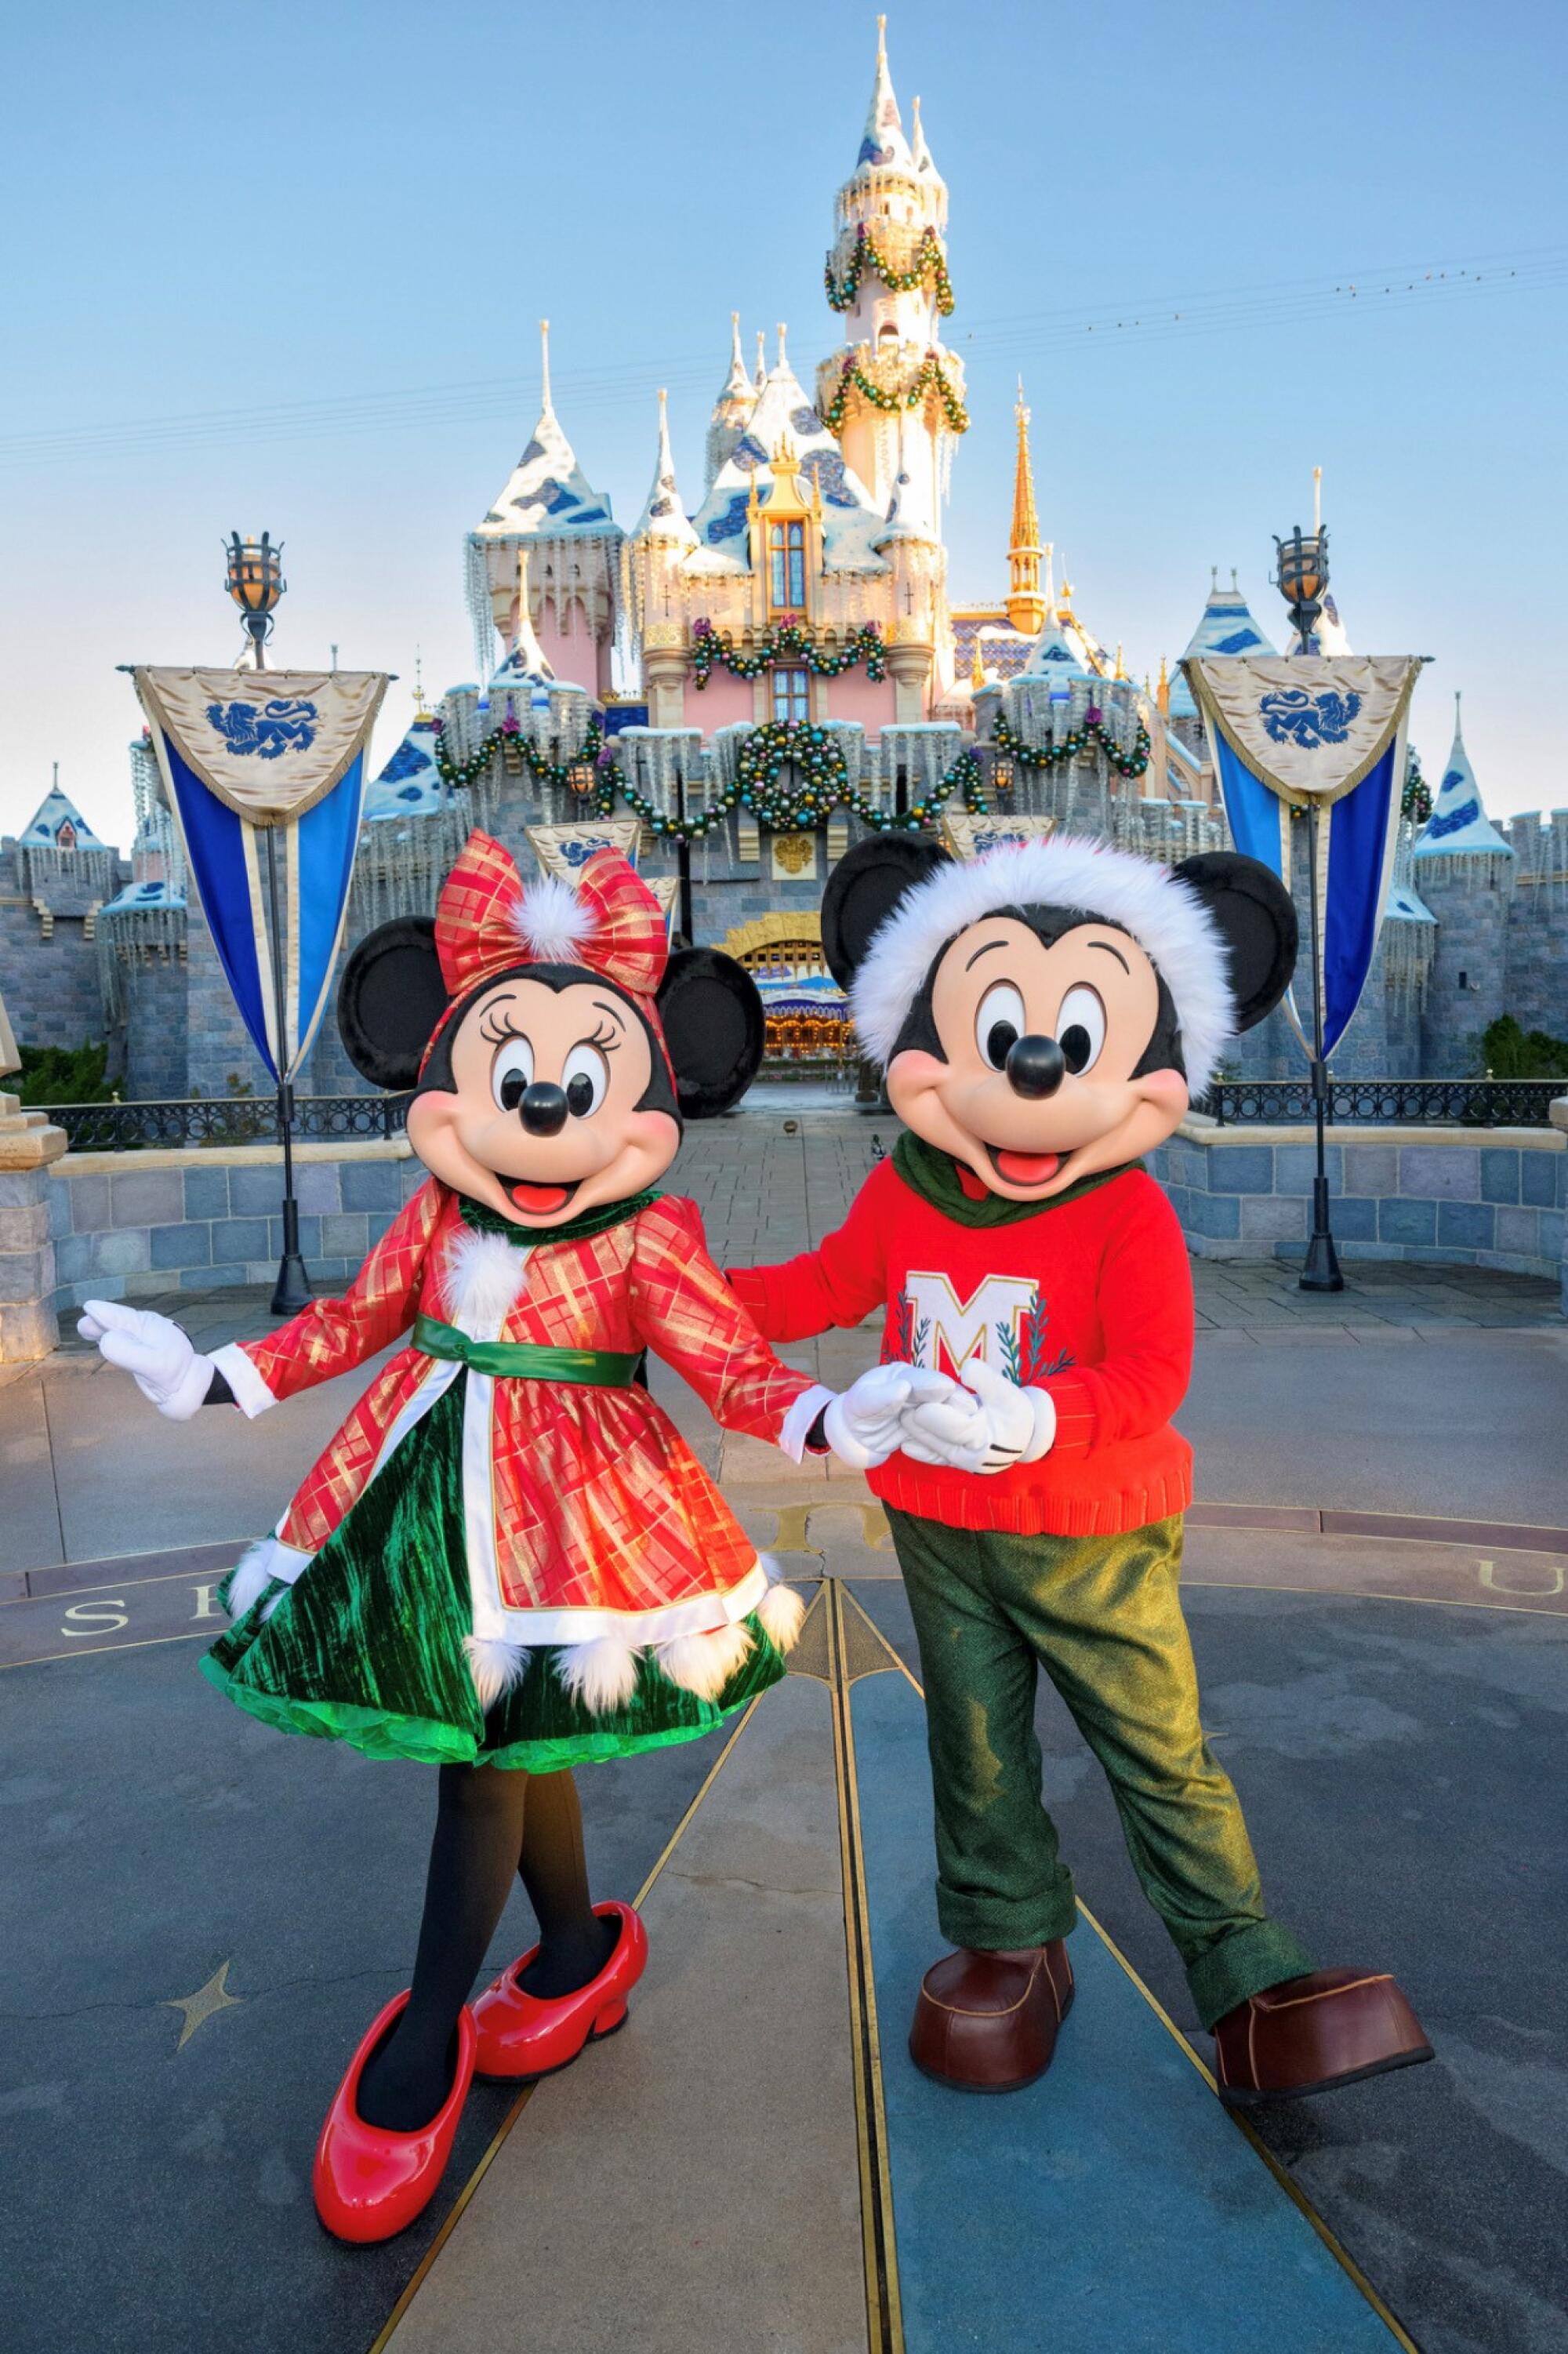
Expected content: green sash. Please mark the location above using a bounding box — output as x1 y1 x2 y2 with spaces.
412 1315 638 1386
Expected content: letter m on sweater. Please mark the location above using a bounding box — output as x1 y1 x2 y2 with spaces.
901 1271 1039 1382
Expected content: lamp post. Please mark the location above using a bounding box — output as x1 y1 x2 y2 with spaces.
223 532 311 1316
1272 522 1343 1293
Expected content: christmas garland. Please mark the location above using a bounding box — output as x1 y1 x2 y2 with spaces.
593 722 987 844
991 709 1150 782
1401 746 1432 826
824 224 955 316
822 351 969 437
432 714 604 794
690 618 886 688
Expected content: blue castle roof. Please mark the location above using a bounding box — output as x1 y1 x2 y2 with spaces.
1413 699 1513 859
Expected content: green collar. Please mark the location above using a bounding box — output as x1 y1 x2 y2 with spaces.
457 1188 662 1249
891 1132 1138 1229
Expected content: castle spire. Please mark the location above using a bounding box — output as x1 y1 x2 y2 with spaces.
1005 380 1045 638
1413 691 1515 860
633 388 696 544
855 14 914 174
722 311 749 401
538 318 554 418
754 329 767 391
706 313 756 489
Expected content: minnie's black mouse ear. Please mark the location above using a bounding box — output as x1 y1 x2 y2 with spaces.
336 916 449 1090
1174 852 1299 1031
821 834 950 989
656 948 765 1119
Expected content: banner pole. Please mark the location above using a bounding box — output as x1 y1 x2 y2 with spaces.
263 822 311 1317
1300 797 1344 1293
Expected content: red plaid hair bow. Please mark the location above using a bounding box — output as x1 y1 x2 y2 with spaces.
434 831 669 1004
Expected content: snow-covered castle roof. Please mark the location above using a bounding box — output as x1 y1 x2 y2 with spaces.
363 714 446 821
17 783 103 848
476 323 615 543
1167 572 1277 718
687 328 885 575
1413 697 1514 859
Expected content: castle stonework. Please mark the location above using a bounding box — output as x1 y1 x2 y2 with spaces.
5 26 1564 1099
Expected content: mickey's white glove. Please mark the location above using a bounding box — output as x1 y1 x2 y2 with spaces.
78 1299 216 1422
898 1357 1056 1477
822 1361 960 1471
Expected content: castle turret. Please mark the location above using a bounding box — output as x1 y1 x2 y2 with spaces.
466 320 622 698
631 389 699 726
1168 569 1276 754
1413 694 1517 1073
816 19 964 579
706 314 754 492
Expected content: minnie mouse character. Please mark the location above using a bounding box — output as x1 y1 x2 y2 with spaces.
79 833 925 2241
730 833 1432 2105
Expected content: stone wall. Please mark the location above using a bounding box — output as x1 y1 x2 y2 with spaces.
1147 1117 1566 1281
48 1140 426 1313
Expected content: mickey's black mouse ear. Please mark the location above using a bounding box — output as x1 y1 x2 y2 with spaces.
821 834 950 989
336 916 449 1090
1174 852 1299 1032
656 948 765 1119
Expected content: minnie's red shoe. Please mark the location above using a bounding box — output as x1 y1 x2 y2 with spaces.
473 1900 648 2080
312 1991 477 2244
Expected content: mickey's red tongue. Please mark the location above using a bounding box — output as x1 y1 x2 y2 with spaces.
506 1179 574 1215
993 1149 1062 1186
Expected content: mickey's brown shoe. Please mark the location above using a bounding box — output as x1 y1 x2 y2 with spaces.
1212 1967 1432 2106
909 1939 1075 2093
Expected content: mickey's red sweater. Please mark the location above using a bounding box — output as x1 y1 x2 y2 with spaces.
730 1157 1193 1538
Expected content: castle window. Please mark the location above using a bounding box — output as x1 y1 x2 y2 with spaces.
768 519 806 613
1457 970 1468 990
772 668 811 726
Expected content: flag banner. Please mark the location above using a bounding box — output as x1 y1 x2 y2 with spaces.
941 810 1057 861
1183 655 1421 1061
525 818 643 880
136 667 388 1081
646 873 680 945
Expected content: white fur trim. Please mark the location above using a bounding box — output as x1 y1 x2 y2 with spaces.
463 1634 532 1709
444 1228 529 1338
779 1382 835 1462
227 1534 312 1618
210 1342 277 1420
848 833 1236 1097
756 1578 807 1654
556 1629 641 1715
514 871 594 966
656 1619 755 1700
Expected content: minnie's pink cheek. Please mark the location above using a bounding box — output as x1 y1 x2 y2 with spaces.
405 1094 459 1153
626 1109 680 1159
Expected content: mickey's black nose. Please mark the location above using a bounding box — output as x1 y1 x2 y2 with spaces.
1005 1034 1066 1099
518 1082 568 1136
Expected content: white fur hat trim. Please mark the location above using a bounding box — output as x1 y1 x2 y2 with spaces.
848 833 1235 1095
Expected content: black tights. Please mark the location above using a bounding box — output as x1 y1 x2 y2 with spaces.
357 1764 615 2134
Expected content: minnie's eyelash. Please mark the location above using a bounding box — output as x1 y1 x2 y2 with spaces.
481 1015 527 1048
585 1025 620 1052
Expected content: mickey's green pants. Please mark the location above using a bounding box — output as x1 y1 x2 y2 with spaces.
885 1507 1313 2029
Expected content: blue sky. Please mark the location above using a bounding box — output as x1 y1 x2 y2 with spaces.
2 0 1564 848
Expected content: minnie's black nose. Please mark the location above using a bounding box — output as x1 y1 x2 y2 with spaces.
519 1082 568 1136
1005 1034 1066 1099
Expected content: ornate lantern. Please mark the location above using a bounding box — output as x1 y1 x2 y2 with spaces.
223 531 285 667
1272 525 1330 648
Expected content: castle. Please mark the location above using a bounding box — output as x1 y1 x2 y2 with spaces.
3 18 1564 1098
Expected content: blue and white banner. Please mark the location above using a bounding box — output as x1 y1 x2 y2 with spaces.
1184 655 1421 1060
134 667 387 1081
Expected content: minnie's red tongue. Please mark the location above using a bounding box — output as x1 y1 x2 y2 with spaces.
993 1149 1062 1186
506 1179 575 1215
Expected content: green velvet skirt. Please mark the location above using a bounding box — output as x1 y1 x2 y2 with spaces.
201 1375 786 1772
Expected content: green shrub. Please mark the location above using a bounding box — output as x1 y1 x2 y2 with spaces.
14 1041 114 1106
1483 1015 1568 1081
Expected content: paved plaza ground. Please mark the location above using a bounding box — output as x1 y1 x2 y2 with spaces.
4 1109 1566 2352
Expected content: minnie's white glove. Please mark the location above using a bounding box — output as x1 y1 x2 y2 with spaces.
898 1357 1056 1477
822 1361 961 1471
78 1299 216 1422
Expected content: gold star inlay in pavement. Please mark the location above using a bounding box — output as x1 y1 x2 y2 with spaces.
165 1960 242 2051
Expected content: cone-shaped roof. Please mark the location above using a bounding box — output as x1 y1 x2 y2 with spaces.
1414 696 1514 859
716 312 751 411
17 782 103 848
477 321 615 541
688 329 884 573
853 15 914 175
909 94 946 209
1010 387 1041 558
1168 569 1276 718
363 714 446 820
633 390 698 544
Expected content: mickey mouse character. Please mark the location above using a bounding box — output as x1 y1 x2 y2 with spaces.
730 833 1432 2105
79 834 918 2241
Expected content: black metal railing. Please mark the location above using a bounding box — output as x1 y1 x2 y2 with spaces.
1204 1079 1562 1128
46 1093 412 1152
